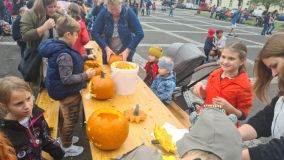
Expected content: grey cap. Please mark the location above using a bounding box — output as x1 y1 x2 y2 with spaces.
177 108 242 160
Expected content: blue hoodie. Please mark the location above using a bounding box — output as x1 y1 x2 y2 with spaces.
151 72 176 104
38 39 86 100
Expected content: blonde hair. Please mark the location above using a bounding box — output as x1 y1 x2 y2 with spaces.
253 33 284 102
0 76 32 118
56 16 81 37
0 76 32 106
107 0 122 5
32 0 57 22
0 132 17 160
182 150 221 160
68 2 81 21
223 41 247 72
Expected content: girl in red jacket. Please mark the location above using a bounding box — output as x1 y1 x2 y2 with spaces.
68 2 90 55
192 41 253 126
144 46 163 86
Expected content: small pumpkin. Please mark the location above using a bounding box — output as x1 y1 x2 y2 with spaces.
89 72 115 100
124 104 147 123
86 108 129 150
84 60 103 75
108 54 123 65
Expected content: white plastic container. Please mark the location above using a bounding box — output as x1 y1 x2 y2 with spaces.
111 61 139 95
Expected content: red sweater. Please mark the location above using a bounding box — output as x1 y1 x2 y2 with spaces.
73 20 90 55
199 68 253 122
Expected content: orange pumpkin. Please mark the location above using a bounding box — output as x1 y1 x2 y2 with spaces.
89 72 115 100
86 108 129 150
108 54 123 65
124 104 147 123
84 60 103 75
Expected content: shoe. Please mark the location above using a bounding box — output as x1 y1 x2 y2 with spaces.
57 136 79 144
227 33 233 36
61 144 84 157
234 34 238 37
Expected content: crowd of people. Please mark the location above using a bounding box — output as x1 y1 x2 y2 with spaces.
0 0 284 160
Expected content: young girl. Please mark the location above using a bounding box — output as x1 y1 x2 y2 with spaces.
193 41 253 126
144 46 163 86
68 2 90 55
0 132 17 160
0 76 64 159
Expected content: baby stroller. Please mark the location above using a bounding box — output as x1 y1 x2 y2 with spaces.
167 43 219 114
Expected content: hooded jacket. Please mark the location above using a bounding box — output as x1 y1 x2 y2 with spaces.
151 72 176 104
200 68 253 121
0 105 64 160
39 39 86 100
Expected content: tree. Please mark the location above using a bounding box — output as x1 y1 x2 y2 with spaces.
250 0 282 11
238 0 243 6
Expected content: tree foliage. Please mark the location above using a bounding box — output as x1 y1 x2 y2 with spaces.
250 0 283 10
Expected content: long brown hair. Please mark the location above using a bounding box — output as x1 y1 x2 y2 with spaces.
0 132 17 160
32 0 57 21
253 33 284 102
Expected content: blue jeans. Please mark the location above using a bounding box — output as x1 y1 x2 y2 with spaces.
261 23 269 35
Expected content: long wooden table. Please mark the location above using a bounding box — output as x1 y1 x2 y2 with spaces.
81 66 187 159
83 41 188 159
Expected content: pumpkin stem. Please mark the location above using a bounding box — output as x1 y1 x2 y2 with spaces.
100 72 106 78
133 104 140 116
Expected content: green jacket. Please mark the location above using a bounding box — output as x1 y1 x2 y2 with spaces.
20 9 59 52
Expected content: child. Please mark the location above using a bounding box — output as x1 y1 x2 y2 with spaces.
203 29 216 63
68 2 90 55
151 56 176 105
0 132 17 160
0 76 64 159
193 41 253 126
177 107 242 160
12 7 27 58
38 16 96 157
144 46 163 86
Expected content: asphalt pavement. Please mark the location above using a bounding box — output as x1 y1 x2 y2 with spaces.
0 7 279 160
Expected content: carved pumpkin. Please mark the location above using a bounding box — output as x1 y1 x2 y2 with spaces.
124 104 147 123
84 60 103 75
108 54 123 65
89 72 115 100
111 61 137 70
86 108 129 150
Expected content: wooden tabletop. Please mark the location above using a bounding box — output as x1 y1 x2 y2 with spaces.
81 66 186 159
83 41 187 159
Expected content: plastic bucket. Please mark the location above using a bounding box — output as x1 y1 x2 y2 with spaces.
111 62 139 95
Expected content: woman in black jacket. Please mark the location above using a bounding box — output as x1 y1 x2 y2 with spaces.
239 34 284 160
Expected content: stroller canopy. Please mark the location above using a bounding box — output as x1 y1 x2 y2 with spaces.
167 43 206 86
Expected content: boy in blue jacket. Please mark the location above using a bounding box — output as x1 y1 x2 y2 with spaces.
38 16 96 157
151 56 176 105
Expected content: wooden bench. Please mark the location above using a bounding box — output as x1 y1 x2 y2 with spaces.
36 89 59 160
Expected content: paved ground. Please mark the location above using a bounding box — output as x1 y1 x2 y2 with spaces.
0 8 279 160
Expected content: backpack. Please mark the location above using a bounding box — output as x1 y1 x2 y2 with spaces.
146 0 152 7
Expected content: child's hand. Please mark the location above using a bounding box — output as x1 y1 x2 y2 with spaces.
212 97 233 112
193 82 206 98
86 68 96 79
87 54 96 60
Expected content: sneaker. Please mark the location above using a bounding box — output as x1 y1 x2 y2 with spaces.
57 136 79 144
233 34 238 37
227 33 233 36
61 144 84 157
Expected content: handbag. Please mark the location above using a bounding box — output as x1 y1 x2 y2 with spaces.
18 47 42 82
